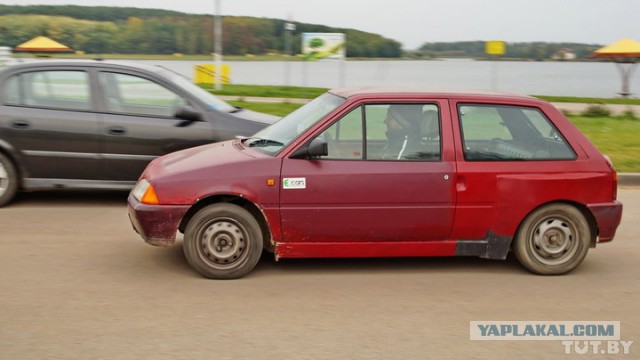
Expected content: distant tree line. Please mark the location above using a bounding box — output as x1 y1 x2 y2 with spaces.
0 5 402 57
417 41 603 60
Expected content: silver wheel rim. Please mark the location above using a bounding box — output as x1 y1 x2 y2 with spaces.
198 218 249 269
0 163 8 197
530 216 579 266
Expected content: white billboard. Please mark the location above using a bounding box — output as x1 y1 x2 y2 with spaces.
302 33 346 60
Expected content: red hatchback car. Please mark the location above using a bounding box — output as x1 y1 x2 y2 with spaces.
128 88 623 279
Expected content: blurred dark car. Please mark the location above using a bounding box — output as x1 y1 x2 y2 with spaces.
0 60 278 206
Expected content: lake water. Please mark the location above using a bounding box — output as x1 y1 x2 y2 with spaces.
19 58 637 98
141 58 636 98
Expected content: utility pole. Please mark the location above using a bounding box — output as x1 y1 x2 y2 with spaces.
284 15 295 86
214 0 223 90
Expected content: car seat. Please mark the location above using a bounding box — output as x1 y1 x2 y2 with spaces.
421 109 440 141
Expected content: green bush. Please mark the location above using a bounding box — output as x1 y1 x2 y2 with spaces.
581 105 611 117
620 109 637 120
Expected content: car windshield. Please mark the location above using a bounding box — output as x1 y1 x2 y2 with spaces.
160 69 237 113
244 92 346 156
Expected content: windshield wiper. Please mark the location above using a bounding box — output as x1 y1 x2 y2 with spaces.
243 137 284 147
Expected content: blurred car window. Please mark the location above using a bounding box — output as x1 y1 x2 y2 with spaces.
4 70 91 111
98 72 187 117
161 69 236 113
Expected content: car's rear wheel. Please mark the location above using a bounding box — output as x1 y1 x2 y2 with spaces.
514 203 591 275
183 203 263 279
0 153 18 207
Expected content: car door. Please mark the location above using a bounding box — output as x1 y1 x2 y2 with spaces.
0 68 100 182
95 70 214 181
450 101 579 239
279 101 456 244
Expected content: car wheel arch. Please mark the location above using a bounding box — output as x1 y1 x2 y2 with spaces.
178 194 273 252
0 143 18 165
513 200 598 250
0 138 30 177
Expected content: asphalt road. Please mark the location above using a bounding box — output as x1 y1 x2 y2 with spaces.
1 189 638 360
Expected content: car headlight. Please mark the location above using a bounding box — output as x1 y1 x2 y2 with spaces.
132 179 160 204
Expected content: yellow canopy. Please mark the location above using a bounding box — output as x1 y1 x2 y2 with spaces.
14 36 73 53
591 38 640 58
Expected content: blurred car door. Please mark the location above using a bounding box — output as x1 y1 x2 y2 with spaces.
0 68 100 183
96 70 214 181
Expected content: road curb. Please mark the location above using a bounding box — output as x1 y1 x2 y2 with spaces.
619 173 640 186
551 102 640 116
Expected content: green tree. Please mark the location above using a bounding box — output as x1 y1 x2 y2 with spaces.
1 5 403 57
146 18 177 54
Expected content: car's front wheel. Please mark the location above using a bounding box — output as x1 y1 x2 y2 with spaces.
0 153 19 207
183 203 263 279
514 203 591 275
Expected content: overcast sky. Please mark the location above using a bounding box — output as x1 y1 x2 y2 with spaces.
5 0 640 49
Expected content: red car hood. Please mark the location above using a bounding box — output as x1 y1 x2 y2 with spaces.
144 140 254 179
141 139 281 205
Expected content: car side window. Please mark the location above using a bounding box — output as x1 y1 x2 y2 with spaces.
459 104 576 161
3 70 91 111
98 72 187 117
317 107 364 159
314 103 441 161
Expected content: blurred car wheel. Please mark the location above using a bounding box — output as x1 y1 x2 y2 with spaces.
0 152 18 207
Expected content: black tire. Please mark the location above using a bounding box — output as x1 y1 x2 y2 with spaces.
0 152 19 207
514 203 591 275
183 203 263 279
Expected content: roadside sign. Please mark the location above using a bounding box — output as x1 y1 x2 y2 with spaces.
194 64 230 84
486 41 506 56
302 33 346 61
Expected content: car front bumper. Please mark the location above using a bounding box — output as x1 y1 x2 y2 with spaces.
127 194 191 247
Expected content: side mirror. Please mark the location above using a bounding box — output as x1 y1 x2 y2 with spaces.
174 105 202 122
291 138 328 159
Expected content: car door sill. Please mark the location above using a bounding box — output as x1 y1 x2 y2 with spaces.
23 178 136 190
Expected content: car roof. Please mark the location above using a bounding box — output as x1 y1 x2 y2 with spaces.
329 86 539 103
1 59 165 75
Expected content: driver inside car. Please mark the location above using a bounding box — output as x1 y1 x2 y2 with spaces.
381 104 424 160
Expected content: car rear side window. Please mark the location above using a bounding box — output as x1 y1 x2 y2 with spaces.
3 70 91 111
459 104 576 161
